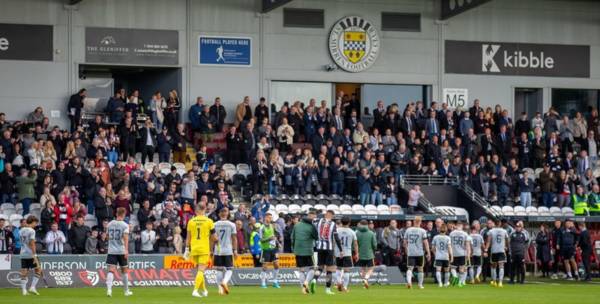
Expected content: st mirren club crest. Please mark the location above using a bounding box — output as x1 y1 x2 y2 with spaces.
329 16 380 73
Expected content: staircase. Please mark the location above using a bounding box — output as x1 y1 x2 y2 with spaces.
398 175 441 214
456 181 502 220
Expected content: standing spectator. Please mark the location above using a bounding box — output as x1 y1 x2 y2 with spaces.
199 106 217 143
139 119 157 164
407 185 423 214
518 170 533 207
68 215 90 254
0 218 14 253
156 218 173 253
235 96 252 128
16 168 37 215
156 127 172 163
97 230 108 254
45 222 67 254
209 97 227 132
141 222 157 254
85 229 99 254
235 220 246 253
189 97 205 132
255 97 269 125
173 226 183 254
171 124 188 163
106 90 125 123
94 187 113 225
252 195 270 223
68 88 86 132
535 224 552 278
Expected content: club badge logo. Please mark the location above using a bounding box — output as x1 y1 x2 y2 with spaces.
329 16 380 73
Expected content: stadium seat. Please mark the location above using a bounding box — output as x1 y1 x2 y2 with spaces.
275 204 288 214
491 205 503 216
366 209 378 215
525 206 538 216
339 204 352 215
514 206 527 216
314 204 327 212
158 162 171 175
223 163 237 179
352 204 365 213
549 207 562 216
1 203 15 211
501 206 514 216
316 194 330 205
534 168 543 179
390 205 403 214
377 205 390 213
144 162 156 172
9 214 22 227
304 195 317 205
288 204 301 214
537 206 551 216
85 217 98 228
327 204 340 213
301 204 313 213
562 207 575 216
353 210 367 215
329 195 343 206
1 208 15 218
365 204 377 212
236 163 252 178
523 168 534 177
30 203 41 210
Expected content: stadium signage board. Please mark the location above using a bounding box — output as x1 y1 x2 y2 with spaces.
443 88 469 109
445 40 590 78
0 254 405 288
198 36 252 66
0 23 53 61
329 16 380 73
85 27 179 65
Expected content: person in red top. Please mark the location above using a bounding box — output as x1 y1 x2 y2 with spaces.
54 194 73 236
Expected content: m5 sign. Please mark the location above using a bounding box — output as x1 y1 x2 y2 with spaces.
443 88 468 110
445 40 589 78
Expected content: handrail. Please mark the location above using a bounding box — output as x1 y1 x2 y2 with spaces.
456 181 502 219
400 175 460 186
398 176 437 214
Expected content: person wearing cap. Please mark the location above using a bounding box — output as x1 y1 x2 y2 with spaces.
508 221 529 284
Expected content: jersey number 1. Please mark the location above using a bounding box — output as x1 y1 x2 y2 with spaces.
197 227 201 240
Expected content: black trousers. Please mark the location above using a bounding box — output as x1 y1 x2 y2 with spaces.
382 247 398 266
582 250 592 280
552 248 560 273
141 145 155 164
510 254 525 283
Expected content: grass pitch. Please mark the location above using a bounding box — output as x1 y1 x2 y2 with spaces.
1 280 599 304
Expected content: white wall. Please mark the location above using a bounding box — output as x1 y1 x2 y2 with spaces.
0 0 599 127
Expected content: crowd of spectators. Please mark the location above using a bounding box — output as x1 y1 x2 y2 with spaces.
1 87 600 255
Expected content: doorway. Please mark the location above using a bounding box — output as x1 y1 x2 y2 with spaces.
514 88 543 119
78 65 182 113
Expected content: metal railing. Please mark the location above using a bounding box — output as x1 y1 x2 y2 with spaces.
398 176 437 214
456 181 502 219
399 175 460 186
399 174 502 219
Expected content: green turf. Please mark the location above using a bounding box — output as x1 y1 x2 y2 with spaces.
1 281 599 304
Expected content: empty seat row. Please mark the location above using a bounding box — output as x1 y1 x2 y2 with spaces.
490 205 575 217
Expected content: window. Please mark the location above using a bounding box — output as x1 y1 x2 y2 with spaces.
552 89 600 117
381 12 421 32
283 8 325 28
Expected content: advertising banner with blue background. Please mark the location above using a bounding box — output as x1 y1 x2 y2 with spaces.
199 36 251 66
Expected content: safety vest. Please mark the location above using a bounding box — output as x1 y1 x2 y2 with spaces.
572 194 589 215
589 193 600 212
